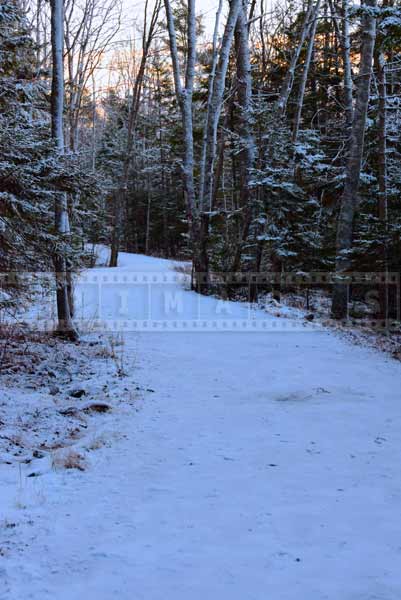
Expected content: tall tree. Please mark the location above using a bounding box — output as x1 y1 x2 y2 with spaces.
164 0 204 285
109 0 161 267
331 0 378 319
277 0 315 115
292 0 321 146
230 0 256 273
376 50 388 320
165 0 241 288
198 0 224 210
50 0 78 340
200 0 242 211
64 0 122 152
342 0 354 140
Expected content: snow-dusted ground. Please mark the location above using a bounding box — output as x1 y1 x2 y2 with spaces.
1 251 401 600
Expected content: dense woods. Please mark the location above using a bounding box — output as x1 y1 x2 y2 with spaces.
1 0 401 333
1 3 401 590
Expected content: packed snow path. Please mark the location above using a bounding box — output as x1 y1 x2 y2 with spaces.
3 252 401 600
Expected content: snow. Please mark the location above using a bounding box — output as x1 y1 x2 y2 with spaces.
1 250 401 599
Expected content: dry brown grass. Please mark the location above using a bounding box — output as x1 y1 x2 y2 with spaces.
52 449 87 472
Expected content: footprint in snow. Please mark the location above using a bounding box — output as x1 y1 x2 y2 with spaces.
275 388 331 402
275 391 314 402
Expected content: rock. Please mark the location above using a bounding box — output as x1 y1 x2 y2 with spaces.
32 450 46 459
304 313 315 321
49 384 60 396
82 402 112 414
60 402 112 415
69 386 87 398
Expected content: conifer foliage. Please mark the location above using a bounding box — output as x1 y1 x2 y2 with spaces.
1 0 401 326
0 0 100 316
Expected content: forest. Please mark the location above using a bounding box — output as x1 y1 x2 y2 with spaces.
1 2 401 598
1 0 400 339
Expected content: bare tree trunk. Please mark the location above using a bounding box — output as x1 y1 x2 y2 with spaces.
342 0 353 146
259 0 267 80
201 0 241 212
230 0 256 274
51 0 65 150
50 0 78 340
331 0 377 320
164 0 209 289
277 0 314 115
91 73 96 170
64 0 122 153
165 0 241 290
145 182 151 254
35 0 42 73
155 61 170 256
376 53 388 224
235 0 255 206
109 0 160 267
211 108 230 209
198 0 224 208
376 50 388 320
164 0 196 214
292 0 321 145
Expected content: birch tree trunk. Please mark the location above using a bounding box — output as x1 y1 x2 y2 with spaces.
164 0 196 217
201 0 241 212
292 0 321 146
198 0 224 208
342 0 354 146
50 0 78 341
277 0 314 115
164 0 210 289
165 0 241 289
51 0 65 151
331 0 377 320
376 53 388 224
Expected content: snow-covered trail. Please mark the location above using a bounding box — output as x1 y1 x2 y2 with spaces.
3 252 401 600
